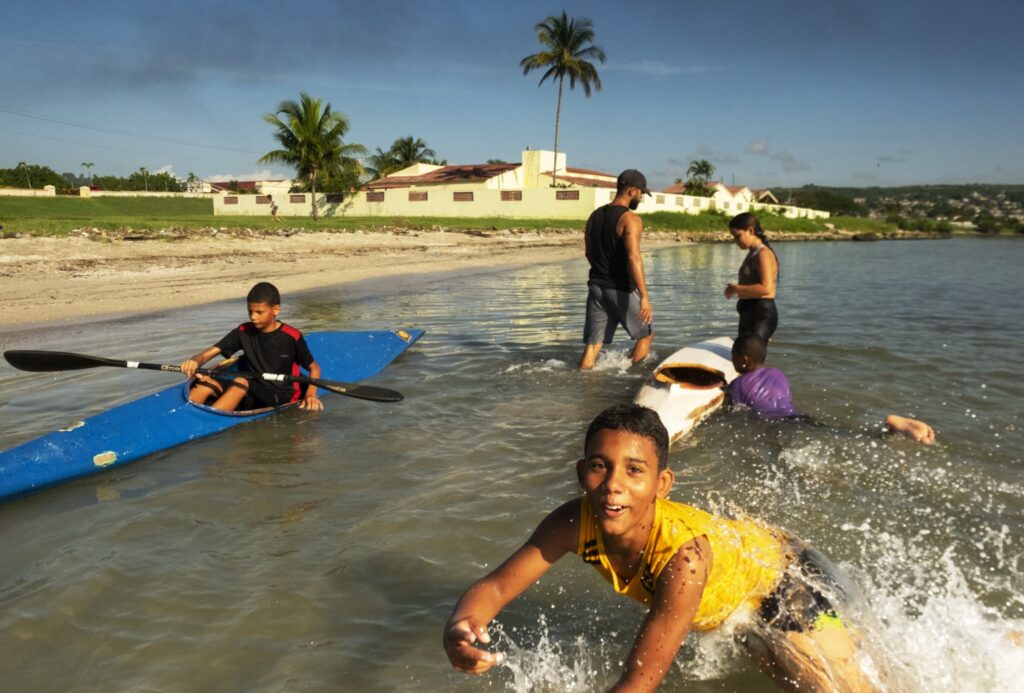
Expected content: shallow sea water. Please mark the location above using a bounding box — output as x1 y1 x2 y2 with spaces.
0 237 1021 691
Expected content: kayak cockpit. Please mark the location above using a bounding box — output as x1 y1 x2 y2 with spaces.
654 364 727 390
179 380 298 417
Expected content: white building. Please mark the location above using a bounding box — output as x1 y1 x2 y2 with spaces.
213 150 828 220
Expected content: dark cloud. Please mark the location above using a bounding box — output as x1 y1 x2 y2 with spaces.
746 140 808 172
685 147 741 165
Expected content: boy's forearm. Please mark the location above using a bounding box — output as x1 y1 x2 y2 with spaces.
188 347 219 366
448 579 505 627
307 362 321 397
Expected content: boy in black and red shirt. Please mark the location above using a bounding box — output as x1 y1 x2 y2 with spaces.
180 282 323 412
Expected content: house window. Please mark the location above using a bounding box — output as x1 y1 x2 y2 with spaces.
290 194 306 203
501 190 523 201
256 195 271 205
722 202 730 210
555 190 579 201
656 195 664 204
326 193 344 203
453 191 474 202
224 196 238 205
366 191 385 202
409 191 428 202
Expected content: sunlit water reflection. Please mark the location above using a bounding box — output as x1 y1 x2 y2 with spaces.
0 238 1020 691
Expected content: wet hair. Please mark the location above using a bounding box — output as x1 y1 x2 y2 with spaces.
247 281 281 306
584 404 669 470
729 212 779 274
732 333 767 366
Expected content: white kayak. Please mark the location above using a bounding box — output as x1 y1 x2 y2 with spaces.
634 336 738 443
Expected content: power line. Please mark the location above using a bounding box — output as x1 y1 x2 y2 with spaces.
0 127 255 167
0 104 263 155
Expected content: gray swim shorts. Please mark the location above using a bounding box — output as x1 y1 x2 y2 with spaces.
583 282 653 344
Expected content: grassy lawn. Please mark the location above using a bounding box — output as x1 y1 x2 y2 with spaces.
0 195 917 237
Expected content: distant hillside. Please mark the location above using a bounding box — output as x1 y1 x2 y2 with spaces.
773 184 1024 233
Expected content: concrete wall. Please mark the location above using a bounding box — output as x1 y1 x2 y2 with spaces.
216 186 608 220
79 187 215 199
214 185 830 221
0 185 56 197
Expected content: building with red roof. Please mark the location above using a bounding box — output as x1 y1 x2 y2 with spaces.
214 150 828 221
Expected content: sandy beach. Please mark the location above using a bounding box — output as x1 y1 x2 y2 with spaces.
0 227 689 328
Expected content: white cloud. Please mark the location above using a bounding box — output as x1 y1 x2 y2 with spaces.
747 139 769 157
206 169 281 182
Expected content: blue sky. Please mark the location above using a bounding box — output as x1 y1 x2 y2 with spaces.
2 0 1021 190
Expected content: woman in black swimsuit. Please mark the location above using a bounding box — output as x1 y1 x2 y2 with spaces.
724 213 779 341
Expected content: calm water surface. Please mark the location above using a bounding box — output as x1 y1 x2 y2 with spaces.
0 238 1021 691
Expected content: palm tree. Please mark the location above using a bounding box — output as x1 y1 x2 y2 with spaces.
682 159 715 197
16 161 32 189
363 147 399 181
81 162 94 186
259 93 367 219
686 159 714 183
389 136 437 169
520 11 605 187
139 167 149 192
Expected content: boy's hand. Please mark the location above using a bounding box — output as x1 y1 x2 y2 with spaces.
724 283 739 299
443 617 504 674
300 394 323 411
180 359 200 378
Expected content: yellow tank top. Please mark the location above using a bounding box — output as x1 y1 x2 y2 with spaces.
577 496 785 630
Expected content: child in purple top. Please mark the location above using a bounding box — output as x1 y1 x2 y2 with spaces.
728 334 935 443
728 364 800 418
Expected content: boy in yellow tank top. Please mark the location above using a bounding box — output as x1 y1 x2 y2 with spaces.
444 404 882 691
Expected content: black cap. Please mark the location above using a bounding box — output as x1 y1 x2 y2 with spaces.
617 169 650 195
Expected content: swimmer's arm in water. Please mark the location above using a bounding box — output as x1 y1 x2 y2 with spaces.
610 536 711 693
884 414 935 444
443 500 578 674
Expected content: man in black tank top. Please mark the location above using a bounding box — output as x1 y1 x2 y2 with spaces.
580 169 654 370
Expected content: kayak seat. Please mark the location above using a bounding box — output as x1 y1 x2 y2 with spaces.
654 364 726 390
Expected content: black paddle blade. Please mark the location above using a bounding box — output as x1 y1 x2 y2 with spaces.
3 350 124 372
315 379 404 403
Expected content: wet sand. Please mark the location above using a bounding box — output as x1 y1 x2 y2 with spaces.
0 228 686 329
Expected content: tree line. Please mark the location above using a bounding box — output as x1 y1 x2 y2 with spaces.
0 162 190 193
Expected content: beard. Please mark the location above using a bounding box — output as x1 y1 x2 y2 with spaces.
628 196 640 211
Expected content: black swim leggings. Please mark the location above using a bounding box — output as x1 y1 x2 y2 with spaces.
737 298 778 342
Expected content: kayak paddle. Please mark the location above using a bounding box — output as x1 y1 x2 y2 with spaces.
3 350 403 403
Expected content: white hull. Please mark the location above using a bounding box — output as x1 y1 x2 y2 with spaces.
634 337 738 443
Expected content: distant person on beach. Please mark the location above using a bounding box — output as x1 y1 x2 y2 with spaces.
728 334 935 443
725 213 779 342
444 403 884 691
580 169 655 370
180 281 323 412
269 196 280 222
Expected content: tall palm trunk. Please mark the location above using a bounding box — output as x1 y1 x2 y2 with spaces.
310 167 319 220
552 76 563 187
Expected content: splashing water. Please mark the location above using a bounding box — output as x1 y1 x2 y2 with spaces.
589 347 637 374
503 359 569 374
491 615 614 692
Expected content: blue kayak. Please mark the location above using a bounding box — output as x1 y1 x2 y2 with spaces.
0 329 423 502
